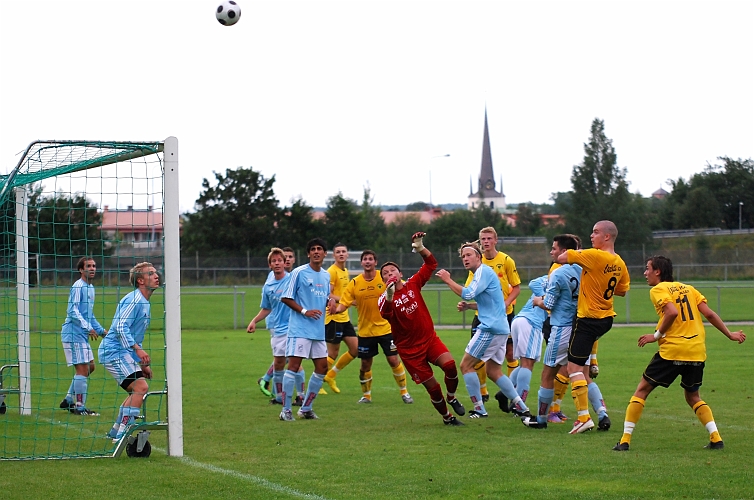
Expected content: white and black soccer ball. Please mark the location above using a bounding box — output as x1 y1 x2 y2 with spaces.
216 1 241 26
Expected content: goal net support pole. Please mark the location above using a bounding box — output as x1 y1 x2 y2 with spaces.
15 186 31 416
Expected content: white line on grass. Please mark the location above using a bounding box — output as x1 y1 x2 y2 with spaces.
173 454 333 500
38 417 331 499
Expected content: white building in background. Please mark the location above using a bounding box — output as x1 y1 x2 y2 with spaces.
468 108 506 211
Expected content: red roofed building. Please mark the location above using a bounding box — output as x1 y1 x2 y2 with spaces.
100 206 164 249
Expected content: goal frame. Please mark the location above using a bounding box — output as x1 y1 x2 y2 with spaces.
3 137 183 458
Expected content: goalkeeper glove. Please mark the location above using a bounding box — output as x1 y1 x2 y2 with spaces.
411 231 426 253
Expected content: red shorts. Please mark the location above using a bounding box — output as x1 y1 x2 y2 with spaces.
399 336 450 385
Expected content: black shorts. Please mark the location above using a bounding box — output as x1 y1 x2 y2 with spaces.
567 316 613 366
325 320 357 344
643 352 704 391
358 334 398 359
120 371 145 392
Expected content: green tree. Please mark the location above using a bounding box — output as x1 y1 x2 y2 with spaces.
673 186 722 229
323 192 364 249
359 186 386 250
383 213 428 251
564 118 652 248
405 201 429 211
428 204 509 251
28 188 110 257
181 167 279 254
278 197 324 251
514 203 542 236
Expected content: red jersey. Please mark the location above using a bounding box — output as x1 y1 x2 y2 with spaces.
378 253 438 357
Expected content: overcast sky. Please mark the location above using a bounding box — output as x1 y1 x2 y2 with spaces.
1 0 752 212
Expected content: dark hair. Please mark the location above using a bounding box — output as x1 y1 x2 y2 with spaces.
306 238 327 253
552 234 579 251
333 242 348 251
282 246 294 253
647 255 673 282
380 261 401 275
360 250 376 261
77 256 94 271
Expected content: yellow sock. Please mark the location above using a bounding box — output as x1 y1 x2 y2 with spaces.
552 374 570 413
327 356 335 371
473 360 488 396
620 396 645 445
571 378 589 422
507 358 519 377
360 370 373 399
693 400 722 443
590 341 599 366
327 351 355 379
392 363 408 396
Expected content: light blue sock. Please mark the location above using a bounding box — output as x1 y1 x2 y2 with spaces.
509 366 520 388
295 368 306 395
272 370 285 402
537 387 554 424
588 382 608 419
463 371 485 413
73 375 87 407
282 370 296 410
262 363 274 382
66 379 75 401
302 372 325 411
493 374 529 412
109 405 125 437
516 367 532 402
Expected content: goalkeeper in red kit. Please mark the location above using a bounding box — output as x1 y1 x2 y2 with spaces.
378 232 466 426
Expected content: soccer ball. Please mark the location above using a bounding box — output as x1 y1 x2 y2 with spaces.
216 1 241 26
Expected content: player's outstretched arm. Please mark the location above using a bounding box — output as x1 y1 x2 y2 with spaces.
698 302 746 343
412 231 427 255
436 269 463 297
248 308 271 333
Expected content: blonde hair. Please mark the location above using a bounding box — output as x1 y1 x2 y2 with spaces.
267 247 285 266
458 241 482 257
479 226 498 240
129 262 153 287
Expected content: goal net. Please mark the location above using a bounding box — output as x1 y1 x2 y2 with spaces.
0 139 182 459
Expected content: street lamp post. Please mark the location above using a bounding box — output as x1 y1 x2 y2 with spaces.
739 201 744 230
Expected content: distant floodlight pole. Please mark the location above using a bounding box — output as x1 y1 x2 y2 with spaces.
429 154 450 221
740 201 744 230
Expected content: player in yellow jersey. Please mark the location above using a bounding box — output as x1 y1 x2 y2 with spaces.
322 243 358 394
331 250 412 404
613 255 746 451
457 226 521 405
556 220 630 434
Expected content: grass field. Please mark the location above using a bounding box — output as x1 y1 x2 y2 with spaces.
1 317 752 498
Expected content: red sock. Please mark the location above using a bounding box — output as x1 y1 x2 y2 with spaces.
441 360 459 395
427 383 449 417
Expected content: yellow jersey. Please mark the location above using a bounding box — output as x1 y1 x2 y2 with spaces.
650 281 708 362
465 251 521 315
566 248 630 319
340 273 390 338
325 264 350 324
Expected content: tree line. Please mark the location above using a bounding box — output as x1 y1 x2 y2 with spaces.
181 118 752 255
2 118 751 259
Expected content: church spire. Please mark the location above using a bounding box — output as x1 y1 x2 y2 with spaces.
479 107 495 192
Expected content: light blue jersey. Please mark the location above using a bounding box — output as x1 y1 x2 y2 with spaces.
514 275 548 329
260 272 291 337
462 264 508 335
544 263 582 326
98 290 151 364
61 279 105 343
283 263 329 340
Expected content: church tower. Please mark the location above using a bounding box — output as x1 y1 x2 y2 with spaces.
467 108 506 211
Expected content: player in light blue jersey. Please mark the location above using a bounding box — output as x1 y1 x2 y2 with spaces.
59 257 107 416
98 262 159 441
248 247 306 406
525 234 612 429
437 241 532 419
256 247 297 398
278 238 330 421
504 275 549 412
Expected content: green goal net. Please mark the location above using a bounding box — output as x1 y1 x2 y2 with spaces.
0 139 183 460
